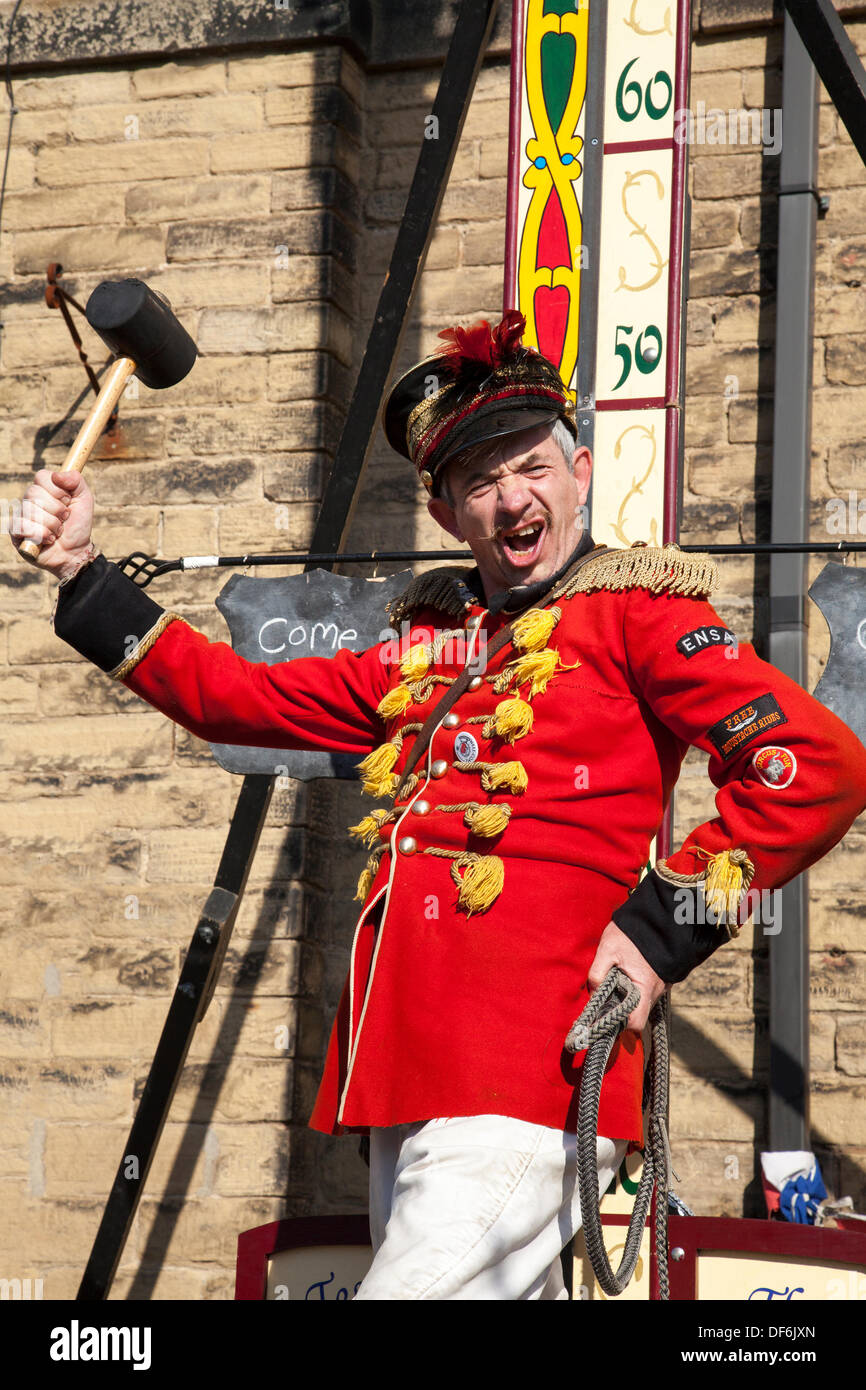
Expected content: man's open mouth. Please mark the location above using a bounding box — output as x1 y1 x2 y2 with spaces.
499 519 546 564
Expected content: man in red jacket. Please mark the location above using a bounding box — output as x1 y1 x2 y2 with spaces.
12 312 866 1299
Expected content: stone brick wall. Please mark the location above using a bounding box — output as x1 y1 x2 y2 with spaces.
0 2 865 1299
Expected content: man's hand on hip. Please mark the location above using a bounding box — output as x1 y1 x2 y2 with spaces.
587 921 667 1033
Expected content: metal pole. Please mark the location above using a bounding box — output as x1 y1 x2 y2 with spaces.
768 9 819 1153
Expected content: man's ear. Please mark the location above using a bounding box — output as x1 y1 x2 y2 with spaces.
427 495 465 543
572 445 592 506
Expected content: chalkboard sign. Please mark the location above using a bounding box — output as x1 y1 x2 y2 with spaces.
810 562 866 748
209 568 412 778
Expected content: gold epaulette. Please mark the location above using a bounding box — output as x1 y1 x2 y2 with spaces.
387 566 479 626
556 543 718 601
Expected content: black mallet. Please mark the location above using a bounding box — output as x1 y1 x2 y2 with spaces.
19 277 197 561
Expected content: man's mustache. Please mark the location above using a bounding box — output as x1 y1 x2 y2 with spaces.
461 512 552 544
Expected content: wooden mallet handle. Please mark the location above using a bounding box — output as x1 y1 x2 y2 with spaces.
18 356 137 561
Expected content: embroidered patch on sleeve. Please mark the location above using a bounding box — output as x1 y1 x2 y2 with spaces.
676 625 737 659
752 745 797 789
707 693 788 761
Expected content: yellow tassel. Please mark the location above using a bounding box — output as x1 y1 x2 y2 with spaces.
481 761 528 794
465 803 511 837
376 683 413 722
507 649 558 698
485 696 533 743
358 741 400 798
348 809 390 848
453 853 505 916
511 605 561 653
700 847 753 925
400 643 431 682
354 851 383 902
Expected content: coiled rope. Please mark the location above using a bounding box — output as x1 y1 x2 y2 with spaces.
565 968 672 1299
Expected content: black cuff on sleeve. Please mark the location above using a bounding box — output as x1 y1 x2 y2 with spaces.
610 868 729 984
53 555 166 674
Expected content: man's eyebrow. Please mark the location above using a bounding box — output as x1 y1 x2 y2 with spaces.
461 452 545 488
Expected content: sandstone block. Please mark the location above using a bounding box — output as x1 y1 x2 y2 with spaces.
16 72 131 109
692 33 780 74
691 199 739 250
65 95 261 146
670 1074 762 1142
0 709 171 772
89 455 259 507
264 86 360 139
228 51 343 93
826 333 866 386
727 394 773 445
0 1001 51 1059
195 305 352 366
14 225 165 278
682 392 728 448
211 127 357 181
7 1195 105 1264
167 211 355 272
133 1194 284 1270
671 1009 763 1081
166 400 344 457
811 1081 866 1145
132 60 226 99
166 1058 292 1125
836 1015 866 1077
0 1060 132 1122
271 167 360 222
126 174 270 224
810 949 866 1012
669 1140 759 1219
269 255 356 309
686 342 763 397
688 444 769 499
692 153 774 199
220 996 324 1063
37 139 211 187
688 246 768 298
261 454 327 504
49 993 224 1061
2 185 126 233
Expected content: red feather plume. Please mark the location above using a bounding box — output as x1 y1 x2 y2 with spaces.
435 310 527 383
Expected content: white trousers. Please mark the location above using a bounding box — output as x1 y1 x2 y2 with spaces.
353 1114 627 1301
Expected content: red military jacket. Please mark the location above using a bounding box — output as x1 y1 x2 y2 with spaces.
53 544 866 1146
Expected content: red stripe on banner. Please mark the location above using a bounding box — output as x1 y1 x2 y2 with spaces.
603 137 673 154
595 396 666 412
503 0 527 312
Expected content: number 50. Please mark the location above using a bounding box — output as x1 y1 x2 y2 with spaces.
613 324 663 391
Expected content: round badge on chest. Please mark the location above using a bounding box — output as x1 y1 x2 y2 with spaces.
454 731 479 764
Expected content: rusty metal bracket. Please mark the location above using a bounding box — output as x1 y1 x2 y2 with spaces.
45 263 119 431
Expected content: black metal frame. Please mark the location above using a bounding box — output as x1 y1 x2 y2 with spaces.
76 0 500 1300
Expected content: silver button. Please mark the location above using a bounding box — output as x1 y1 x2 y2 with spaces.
443 712 460 729
398 836 417 855
431 759 448 778
468 676 483 691
412 799 431 816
